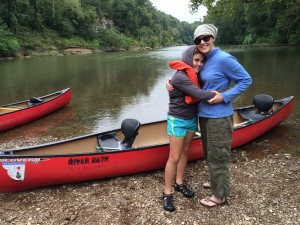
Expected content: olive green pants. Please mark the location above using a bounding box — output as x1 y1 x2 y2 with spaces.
199 116 233 199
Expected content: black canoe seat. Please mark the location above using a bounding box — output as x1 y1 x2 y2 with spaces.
253 94 274 114
121 118 140 148
97 119 140 152
239 94 274 121
27 97 44 107
97 133 122 151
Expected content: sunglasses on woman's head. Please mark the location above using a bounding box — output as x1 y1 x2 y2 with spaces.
194 35 211 45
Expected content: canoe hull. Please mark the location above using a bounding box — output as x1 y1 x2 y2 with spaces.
0 88 72 132
0 96 294 192
0 145 175 193
232 96 294 148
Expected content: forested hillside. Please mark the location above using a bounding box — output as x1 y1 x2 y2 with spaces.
0 0 197 57
1 0 300 58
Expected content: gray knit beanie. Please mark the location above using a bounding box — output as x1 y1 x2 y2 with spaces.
193 24 218 40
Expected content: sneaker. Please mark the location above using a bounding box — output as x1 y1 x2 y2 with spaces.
174 181 195 198
163 193 175 212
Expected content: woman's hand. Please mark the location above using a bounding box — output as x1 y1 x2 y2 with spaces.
166 78 173 91
208 91 223 104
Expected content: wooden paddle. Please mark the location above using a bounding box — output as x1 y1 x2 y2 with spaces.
0 107 21 112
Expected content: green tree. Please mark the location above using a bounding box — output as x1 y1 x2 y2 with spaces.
0 0 19 33
0 20 20 56
189 0 300 45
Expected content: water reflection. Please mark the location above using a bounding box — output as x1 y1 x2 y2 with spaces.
0 107 74 142
232 46 300 99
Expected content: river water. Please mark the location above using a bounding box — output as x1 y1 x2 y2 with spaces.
1 46 300 156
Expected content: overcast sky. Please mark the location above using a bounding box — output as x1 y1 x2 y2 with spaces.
150 0 207 23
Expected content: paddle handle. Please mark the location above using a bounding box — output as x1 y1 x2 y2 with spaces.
0 107 20 111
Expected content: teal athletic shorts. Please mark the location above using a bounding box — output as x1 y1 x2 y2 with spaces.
167 115 198 138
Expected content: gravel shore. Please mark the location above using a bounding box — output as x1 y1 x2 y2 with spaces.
0 138 299 225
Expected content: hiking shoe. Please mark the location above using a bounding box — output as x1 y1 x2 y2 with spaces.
163 193 175 212
174 181 195 198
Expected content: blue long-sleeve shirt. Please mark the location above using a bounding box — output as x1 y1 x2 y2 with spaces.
197 48 252 118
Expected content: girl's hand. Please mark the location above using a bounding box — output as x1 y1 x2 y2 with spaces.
166 78 173 91
208 91 223 104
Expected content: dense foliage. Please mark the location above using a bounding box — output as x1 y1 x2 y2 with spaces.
0 0 197 57
190 0 300 45
1 0 299 57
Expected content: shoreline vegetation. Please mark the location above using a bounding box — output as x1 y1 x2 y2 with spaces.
2 43 298 61
3 46 158 60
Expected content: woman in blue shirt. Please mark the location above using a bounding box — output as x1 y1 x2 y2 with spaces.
194 24 252 207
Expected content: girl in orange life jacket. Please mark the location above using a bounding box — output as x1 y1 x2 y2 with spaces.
163 46 216 212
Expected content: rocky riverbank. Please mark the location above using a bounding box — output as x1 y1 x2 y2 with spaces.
2 46 157 60
0 138 299 225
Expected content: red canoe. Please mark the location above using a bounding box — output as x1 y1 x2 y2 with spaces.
0 88 72 133
0 95 294 192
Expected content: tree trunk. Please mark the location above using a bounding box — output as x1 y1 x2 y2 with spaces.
52 0 55 26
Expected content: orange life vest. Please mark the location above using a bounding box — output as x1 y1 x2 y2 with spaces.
169 61 200 104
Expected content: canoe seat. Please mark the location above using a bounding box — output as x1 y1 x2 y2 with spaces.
253 94 274 114
27 97 44 107
239 94 274 121
97 119 140 152
121 118 140 148
97 133 123 151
